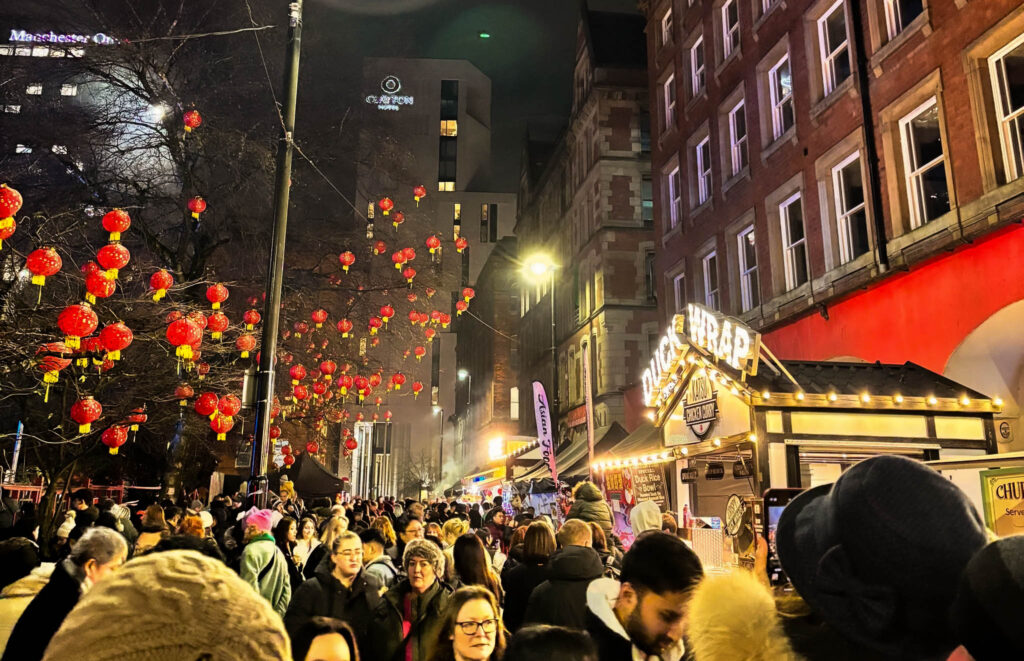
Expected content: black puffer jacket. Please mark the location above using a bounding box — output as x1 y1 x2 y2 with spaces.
501 560 548 633
566 482 614 539
523 545 604 630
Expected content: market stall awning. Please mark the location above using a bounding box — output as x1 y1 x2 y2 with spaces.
271 452 344 499
562 422 630 478
513 423 631 488
595 421 663 463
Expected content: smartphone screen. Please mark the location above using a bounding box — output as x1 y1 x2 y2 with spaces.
763 488 802 587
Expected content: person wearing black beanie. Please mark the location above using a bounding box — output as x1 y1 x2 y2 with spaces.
951 535 1024 660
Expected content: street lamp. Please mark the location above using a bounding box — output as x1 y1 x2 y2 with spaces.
521 253 559 420
458 369 471 407
433 406 444 486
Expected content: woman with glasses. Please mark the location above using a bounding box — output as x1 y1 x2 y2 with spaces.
427 586 505 661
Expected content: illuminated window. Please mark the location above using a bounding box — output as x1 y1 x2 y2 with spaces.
722 0 740 59
454 203 461 222
768 54 794 139
661 8 674 49
366 201 374 219
737 226 759 311
990 33 1024 182
673 273 686 313
26 84 43 95
641 176 654 225
780 192 808 290
818 1 851 96
510 387 520 420
899 97 949 227
31 46 49 57
60 84 78 96
884 0 923 40
69 47 85 57
667 166 682 227
832 152 870 263
695 137 712 205
3 105 20 114
0 46 13 56
15 144 32 154
662 74 677 131
52 145 68 155
440 120 458 136
702 252 719 310
14 46 31 57
690 36 706 97
728 99 748 176
438 181 455 192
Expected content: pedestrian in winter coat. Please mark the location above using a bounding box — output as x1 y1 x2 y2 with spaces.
360 528 399 589
2 528 127 661
585 532 702 661
524 520 605 630
566 482 614 540
0 563 52 652
628 500 662 536
285 530 381 659
240 509 292 617
368 538 453 661
502 522 556 633
483 509 509 554
133 504 168 556
587 523 621 578
275 516 305 590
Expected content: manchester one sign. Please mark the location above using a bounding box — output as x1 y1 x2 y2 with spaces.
10 29 117 45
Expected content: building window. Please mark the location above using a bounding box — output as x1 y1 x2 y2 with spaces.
640 113 651 152
641 176 654 225
26 84 43 96
440 120 458 136
0 46 12 56
31 46 49 57
510 386 520 421
438 181 455 192
768 54 794 139
702 252 720 309
818 1 851 96
832 152 870 263
691 36 706 98
673 273 687 312
60 84 78 97
728 99 748 175
884 0 924 40
644 250 657 301
661 8 674 48
695 137 712 205
438 135 457 190
3 105 20 114
15 145 32 154
899 97 949 228
780 193 809 290
662 74 677 132
667 166 682 227
440 79 459 119
454 203 461 223
722 0 740 59
737 227 759 311
990 34 1024 182
52 145 68 155
761 0 780 15
480 204 489 243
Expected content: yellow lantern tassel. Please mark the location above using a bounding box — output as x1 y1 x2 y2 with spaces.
152 289 166 302
217 433 226 441
44 383 51 403
185 125 192 133
106 268 118 279
212 331 221 340
130 424 139 431
79 423 91 433
179 399 187 407
109 231 121 241
191 211 200 219
241 350 250 358
109 447 118 455
107 350 120 361
85 293 96 304
31 275 45 286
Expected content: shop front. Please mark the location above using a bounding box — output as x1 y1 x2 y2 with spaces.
592 303 998 553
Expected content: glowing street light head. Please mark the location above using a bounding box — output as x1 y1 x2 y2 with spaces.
432 406 442 415
522 254 557 280
457 369 469 380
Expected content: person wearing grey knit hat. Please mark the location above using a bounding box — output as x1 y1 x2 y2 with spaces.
367 539 453 661
41 550 290 661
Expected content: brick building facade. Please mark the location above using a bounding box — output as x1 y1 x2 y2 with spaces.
643 0 1024 447
516 9 657 451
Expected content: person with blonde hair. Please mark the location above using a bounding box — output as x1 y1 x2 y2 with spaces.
441 518 468 548
371 516 397 550
133 504 168 556
305 516 345 579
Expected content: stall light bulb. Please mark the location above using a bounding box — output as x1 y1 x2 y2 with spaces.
994 397 1004 407
960 396 971 406
682 447 689 455
761 391 770 399
927 396 938 406
893 394 904 404
713 438 721 447
795 391 804 401
748 434 758 443
828 392 838 402
730 387 740 396
861 393 871 403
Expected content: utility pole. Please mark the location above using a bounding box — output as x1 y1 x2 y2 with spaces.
250 0 304 506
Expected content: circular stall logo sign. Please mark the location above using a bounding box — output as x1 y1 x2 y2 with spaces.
683 372 718 438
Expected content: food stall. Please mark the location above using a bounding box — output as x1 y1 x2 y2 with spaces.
592 303 998 552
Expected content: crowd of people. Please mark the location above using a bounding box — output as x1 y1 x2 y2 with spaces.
0 453 1016 660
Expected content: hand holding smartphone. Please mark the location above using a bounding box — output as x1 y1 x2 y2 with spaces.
762 488 803 587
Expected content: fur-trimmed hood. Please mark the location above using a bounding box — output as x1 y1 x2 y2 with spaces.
688 570 804 661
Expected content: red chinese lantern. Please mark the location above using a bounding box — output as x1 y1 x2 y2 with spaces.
195 392 219 418
342 427 352 437
345 438 358 451
236 334 256 358
311 308 328 328
373 240 387 255
391 251 406 270
368 317 383 335
289 364 307 384
243 309 261 330
306 441 319 454
380 305 395 326
210 414 233 441
166 310 183 324
338 251 355 272
96 243 130 279
206 283 229 310
369 373 382 388
36 342 70 402
175 383 194 407
391 372 406 390
417 312 430 326
371 412 380 422
319 361 337 380
82 261 100 276
281 442 292 455
270 399 282 420
413 185 427 206
411 381 423 398
425 328 437 342
385 410 393 421
337 375 354 395
336 318 353 338
392 211 405 230
167 318 202 360
188 311 208 330
101 425 129 455
402 247 416 262
425 235 441 254
70 396 102 433
402 267 416 284
0 184 22 250
197 362 211 379
218 394 242 419
378 197 394 216
183 109 202 133
455 300 468 315
293 384 308 401
407 310 419 324
188 196 207 219
84 270 115 304
283 454 295 466
439 313 451 328
374 396 383 408
414 346 426 361
430 310 441 324
26 247 61 287
355 411 365 422
462 287 476 302
99 322 133 361
312 382 327 398
149 269 173 301
126 407 147 431
101 209 131 241
407 293 418 303
58 303 98 349
269 425 282 440
425 287 437 299
455 236 469 253
207 312 229 339
293 321 309 338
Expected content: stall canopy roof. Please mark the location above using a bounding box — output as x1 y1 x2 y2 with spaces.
271 452 344 499
513 423 629 490
749 361 990 400
594 421 662 463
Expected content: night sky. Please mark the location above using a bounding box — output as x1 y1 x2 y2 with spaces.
306 0 640 191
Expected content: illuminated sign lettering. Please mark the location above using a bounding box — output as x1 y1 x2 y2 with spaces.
366 75 414 111
686 303 758 374
9 29 117 45
641 324 685 407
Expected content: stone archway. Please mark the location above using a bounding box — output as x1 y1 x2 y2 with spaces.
944 300 1024 451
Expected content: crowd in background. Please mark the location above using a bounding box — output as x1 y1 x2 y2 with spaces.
0 454 1016 660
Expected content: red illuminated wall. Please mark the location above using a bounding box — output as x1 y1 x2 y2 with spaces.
764 226 1024 373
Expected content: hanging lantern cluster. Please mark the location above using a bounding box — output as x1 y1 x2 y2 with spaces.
0 184 22 249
